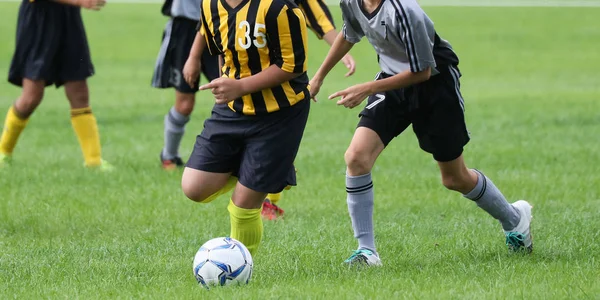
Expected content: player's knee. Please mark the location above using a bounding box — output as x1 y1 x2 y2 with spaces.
181 180 208 203
16 83 45 117
175 93 195 116
345 148 373 174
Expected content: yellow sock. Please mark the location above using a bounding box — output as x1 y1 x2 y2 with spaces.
201 176 238 203
266 192 282 205
228 199 263 256
71 107 102 167
0 106 29 155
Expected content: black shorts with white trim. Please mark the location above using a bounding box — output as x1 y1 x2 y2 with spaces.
357 65 470 162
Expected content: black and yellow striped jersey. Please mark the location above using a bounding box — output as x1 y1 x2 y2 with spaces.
200 0 309 115
296 0 335 39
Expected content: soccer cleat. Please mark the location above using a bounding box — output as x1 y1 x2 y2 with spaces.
0 152 11 167
343 249 382 266
504 200 533 252
261 200 285 220
86 159 114 172
161 152 185 170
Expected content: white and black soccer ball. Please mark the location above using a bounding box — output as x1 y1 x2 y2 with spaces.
193 237 253 288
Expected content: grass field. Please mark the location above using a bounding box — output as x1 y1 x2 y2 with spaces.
1 3 600 299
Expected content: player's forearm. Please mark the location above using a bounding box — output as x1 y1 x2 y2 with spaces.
366 67 431 94
322 30 338 46
239 65 301 95
188 33 206 60
313 33 353 81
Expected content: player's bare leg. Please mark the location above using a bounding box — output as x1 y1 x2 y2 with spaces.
438 155 532 252
230 182 268 255
64 80 110 169
181 168 265 255
181 167 235 202
161 91 195 169
343 127 384 266
0 79 44 165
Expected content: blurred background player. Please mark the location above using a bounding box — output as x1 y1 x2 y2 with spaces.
310 0 532 265
152 0 220 170
1 0 111 170
261 0 357 220
180 0 310 256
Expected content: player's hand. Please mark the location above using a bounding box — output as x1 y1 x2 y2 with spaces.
77 0 106 10
329 83 371 109
341 54 356 77
308 78 323 102
199 78 245 104
183 57 201 89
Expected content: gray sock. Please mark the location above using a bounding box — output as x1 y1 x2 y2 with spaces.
464 170 520 231
346 173 377 255
162 107 189 160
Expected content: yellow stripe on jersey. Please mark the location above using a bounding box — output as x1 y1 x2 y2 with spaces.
199 0 309 115
298 0 335 39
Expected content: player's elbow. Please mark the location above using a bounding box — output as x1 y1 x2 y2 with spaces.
417 67 432 82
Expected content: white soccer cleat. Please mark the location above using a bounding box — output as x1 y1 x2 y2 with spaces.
504 200 533 252
343 249 382 266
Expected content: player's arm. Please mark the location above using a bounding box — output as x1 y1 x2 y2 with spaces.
37 0 106 10
309 31 354 100
183 32 208 88
300 0 356 76
200 5 309 104
329 8 435 108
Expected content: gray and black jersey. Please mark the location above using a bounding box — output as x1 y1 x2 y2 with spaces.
340 0 458 75
161 0 200 21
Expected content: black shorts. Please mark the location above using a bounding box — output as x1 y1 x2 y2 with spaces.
151 17 220 94
358 65 470 162
186 100 310 193
8 0 94 87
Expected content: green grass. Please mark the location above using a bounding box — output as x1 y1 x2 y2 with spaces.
1 3 599 299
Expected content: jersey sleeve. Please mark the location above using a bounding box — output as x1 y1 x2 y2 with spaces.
298 0 335 39
266 5 308 74
198 2 221 55
339 1 364 43
395 4 436 72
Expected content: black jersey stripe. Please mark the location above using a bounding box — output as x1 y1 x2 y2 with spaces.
317 0 335 28
286 8 306 74
390 0 419 72
301 3 324 37
245 0 267 113
210 0 222 52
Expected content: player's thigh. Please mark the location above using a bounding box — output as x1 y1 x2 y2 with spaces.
238 101 310 194
412 65 470 162
181 167 232 201
57 7 94 86
358 81 412 140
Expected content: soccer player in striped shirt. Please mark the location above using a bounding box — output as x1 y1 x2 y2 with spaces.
1 0 112 170
164 0 357 220
179 0 310 256
310 0 533 265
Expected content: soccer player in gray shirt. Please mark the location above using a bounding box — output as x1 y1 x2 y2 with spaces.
310 0 533 265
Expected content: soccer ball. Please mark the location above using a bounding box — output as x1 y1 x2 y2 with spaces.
192 237 253 288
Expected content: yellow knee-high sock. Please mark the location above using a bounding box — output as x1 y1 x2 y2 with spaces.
228 199 263 256
266 192 282 205
71 107 102 167
200 177 238 203
0 106 29 155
